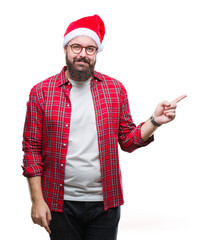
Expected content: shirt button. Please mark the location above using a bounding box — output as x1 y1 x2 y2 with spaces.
60 164 63 167
60 184 63 187
63 143 66 147
67 104 69 107
65 124 68 127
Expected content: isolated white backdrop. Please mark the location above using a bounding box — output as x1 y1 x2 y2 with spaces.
0 0 206 239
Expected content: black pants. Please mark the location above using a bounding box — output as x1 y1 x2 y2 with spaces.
49 201 120 240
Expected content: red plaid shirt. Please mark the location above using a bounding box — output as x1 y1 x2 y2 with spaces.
22 67 153 212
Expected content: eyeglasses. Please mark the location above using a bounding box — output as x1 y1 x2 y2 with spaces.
68 44 98 56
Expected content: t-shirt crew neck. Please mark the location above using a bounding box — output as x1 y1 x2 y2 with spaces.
69 78 92 86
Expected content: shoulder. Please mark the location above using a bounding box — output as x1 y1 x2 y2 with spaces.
94 71 126 92
29 68 65 98
30 73 58 94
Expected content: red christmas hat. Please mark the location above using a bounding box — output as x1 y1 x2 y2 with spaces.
63 15 105 52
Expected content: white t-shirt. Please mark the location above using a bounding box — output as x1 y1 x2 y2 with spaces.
64 78 103 201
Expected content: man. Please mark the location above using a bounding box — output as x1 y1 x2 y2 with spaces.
22 14 186 240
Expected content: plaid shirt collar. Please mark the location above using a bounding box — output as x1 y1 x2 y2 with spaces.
57 66 104 87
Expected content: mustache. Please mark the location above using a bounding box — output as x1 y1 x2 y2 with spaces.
73 57 90 64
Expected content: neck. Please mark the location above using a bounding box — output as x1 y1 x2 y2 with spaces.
65 69 70 79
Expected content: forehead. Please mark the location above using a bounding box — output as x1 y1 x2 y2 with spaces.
69 36 97 46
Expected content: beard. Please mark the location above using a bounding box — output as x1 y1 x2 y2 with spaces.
65 53 96 82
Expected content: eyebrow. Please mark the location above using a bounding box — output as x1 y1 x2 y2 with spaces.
72 43 97 48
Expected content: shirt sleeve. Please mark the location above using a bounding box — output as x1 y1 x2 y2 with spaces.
118 84 154 153
22 86 44 177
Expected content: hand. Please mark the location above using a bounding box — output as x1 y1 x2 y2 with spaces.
31 199 52 234
153 94 187 125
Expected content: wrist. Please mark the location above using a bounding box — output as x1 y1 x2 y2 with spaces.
31 194 44 203
150 115 162 127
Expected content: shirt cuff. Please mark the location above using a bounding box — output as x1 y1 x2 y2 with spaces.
22 164 43 177
136 122 154 146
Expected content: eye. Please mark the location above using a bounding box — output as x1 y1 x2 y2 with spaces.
72 44 81 50
87 47 94 51
86 46 97 53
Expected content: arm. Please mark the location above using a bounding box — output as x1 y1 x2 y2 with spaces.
28 176 51 234
22 86 44 177
141 95 187 142
141 118 158 142
22 86 51 233
118 85 154 152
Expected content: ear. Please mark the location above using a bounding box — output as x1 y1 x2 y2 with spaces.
64 46 67 55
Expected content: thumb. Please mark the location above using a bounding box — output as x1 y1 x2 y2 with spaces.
161 101 171 107
46 210 52 225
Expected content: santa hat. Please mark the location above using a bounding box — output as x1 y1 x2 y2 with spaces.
63 15 105 52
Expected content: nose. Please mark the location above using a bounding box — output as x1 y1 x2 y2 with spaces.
79 47 87 57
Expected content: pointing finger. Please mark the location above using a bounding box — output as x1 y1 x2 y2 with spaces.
42 218 51 234
44 225 51 234
172 94 187 104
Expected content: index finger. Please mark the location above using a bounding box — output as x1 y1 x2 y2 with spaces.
42 218 51 234
172 94 187 104
44 224 51 234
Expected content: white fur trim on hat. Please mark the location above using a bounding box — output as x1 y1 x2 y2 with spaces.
63 28 104 52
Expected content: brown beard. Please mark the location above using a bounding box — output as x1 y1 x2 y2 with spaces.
65 52 96 82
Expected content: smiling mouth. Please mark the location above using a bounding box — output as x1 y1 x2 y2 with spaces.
74 57 90 64
77 61 87 64
75 61 89 67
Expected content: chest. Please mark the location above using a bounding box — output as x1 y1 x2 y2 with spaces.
43 83 121 131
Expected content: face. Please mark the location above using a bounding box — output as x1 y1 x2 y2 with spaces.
64 36 97 82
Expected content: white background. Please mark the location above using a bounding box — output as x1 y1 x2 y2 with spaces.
0 0 206 239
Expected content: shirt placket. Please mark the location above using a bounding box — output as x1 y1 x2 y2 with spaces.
58 82 72 207
90 78 108 208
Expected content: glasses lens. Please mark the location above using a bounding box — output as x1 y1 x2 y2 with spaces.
71 44 82 53
86 46 97 55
